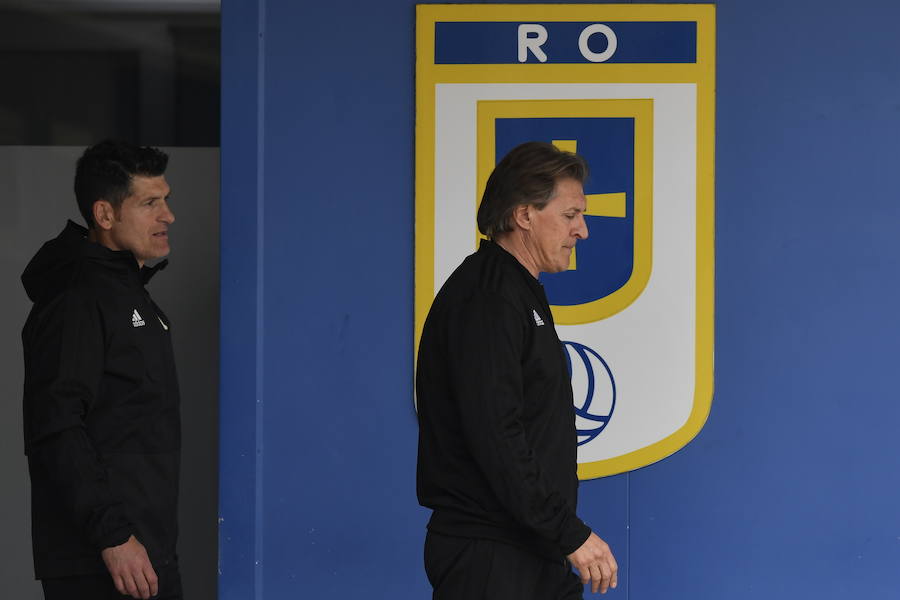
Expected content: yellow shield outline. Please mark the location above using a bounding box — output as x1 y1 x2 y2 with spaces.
415 3 715 478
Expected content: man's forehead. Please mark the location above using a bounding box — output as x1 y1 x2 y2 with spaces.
129 175 170 197
551 179 587 208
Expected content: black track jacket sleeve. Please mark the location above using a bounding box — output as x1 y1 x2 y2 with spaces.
23 288 135 551
445 290 590 555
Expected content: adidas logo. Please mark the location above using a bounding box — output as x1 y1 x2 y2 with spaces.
532 309 545 326
132 309 146 328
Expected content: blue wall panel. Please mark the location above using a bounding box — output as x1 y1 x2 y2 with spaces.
630 0 900 598
222 1 431 597
220 0 261 598
259 1 427 596
222 0 900 598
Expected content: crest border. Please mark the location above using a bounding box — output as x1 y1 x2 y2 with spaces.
415 3 716 479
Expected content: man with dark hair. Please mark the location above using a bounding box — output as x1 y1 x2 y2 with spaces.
21 140 182 599
417 141 618 599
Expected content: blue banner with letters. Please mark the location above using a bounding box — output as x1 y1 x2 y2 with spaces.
434 21 697 64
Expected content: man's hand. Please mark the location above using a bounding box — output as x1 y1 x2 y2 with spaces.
101 535 158 599
567 532 618 594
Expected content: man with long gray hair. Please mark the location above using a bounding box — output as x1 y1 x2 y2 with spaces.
417 141 618 599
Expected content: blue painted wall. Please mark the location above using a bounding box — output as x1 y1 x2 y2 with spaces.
221 1 900 598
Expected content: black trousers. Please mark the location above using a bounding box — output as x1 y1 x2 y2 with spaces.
425 531 584 600
41 564 183 600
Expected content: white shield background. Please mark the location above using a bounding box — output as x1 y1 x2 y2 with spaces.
432 83 698 476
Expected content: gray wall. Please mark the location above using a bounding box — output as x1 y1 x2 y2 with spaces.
0 146 218 599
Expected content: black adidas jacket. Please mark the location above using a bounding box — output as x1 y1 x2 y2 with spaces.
21 221 181 579
416 239 591 561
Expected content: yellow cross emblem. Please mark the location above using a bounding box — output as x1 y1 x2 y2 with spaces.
552 139 627 270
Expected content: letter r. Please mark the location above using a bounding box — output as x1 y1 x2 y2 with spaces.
518 24 548 63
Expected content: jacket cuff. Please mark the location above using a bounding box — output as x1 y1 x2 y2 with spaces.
559 516 592 556
95 525 135 551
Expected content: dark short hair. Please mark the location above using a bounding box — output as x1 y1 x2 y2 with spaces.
477 141 588 238
74 140 169 228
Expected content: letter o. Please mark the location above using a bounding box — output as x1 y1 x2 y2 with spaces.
578 24 617 63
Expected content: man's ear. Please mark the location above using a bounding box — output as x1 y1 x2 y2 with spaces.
92 200 115 231
511 204 533 231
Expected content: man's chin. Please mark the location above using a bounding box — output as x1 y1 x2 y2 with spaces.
141 250 171 264
546 264 568 274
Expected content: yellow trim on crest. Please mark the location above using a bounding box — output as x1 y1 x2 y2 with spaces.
415 3 716 480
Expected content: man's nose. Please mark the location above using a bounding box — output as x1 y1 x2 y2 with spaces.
576 214 588 239
160 201 175 224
